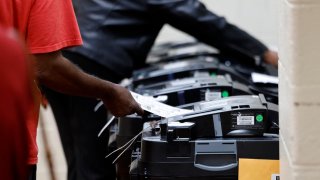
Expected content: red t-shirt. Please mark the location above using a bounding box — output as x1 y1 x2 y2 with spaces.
0 0 83 164
0 27 31 180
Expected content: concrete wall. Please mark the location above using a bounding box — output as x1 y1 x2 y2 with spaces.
279 0 320 179
156 0 279 47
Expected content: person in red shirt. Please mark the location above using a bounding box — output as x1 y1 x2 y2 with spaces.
0 0 143 179
0 26 32 180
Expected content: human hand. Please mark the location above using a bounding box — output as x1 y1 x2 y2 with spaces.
102 84 144 117
263 50 278 67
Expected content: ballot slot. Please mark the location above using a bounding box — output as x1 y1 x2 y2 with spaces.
194 140 238 172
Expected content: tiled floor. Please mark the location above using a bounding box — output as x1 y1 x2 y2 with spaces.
37 106 67 180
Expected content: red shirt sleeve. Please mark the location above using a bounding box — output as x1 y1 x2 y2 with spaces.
26 0 82 54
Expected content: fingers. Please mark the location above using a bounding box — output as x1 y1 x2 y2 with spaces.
127 91 144 116
264 50 278 67
113 104 143 117
106 100 143 117
132 102 144 116
103 85 144 117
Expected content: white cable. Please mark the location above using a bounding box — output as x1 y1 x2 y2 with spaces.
105 132 137 159
105 123 154 163
94 100 104 112
111 130 145 164
98 116 115 137
105 126 147 159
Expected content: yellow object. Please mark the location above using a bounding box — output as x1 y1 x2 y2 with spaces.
239 158 279 180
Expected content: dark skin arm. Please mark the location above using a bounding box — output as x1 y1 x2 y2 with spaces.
33 50 143 117
263 50 278 67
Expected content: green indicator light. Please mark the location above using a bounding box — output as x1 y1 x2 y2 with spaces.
210 72 217 77
222 90 229 97
256 114 263 122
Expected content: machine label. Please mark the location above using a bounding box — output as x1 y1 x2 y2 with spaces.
237 115 254 125
205 90 221 101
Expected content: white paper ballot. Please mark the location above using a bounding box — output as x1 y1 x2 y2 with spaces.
131 92 194 118
251 72 278 84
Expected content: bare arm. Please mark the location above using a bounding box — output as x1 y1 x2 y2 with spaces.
33 51 143 117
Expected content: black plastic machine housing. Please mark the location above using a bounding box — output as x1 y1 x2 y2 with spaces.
129 95 279 180
162 94 278 138
132 57 251 88
135 75 253 106
130 136 279 180
132 57 278 104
